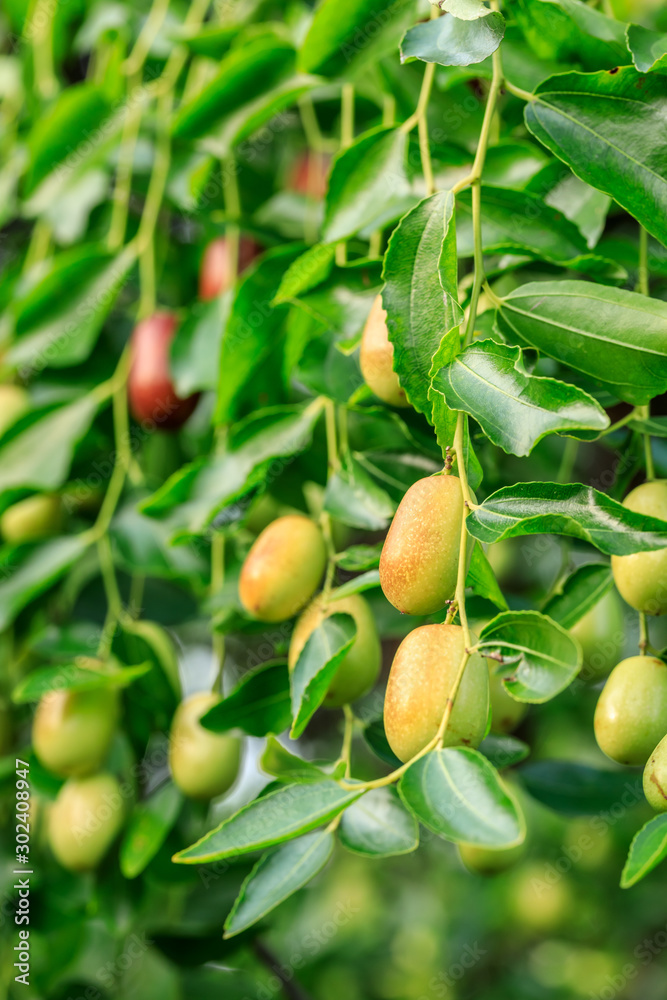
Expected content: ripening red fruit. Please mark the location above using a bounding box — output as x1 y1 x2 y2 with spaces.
128 311 199 430
198 235 261 302
288 151 330 199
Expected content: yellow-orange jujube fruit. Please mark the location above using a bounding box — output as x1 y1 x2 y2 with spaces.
359 295 409 408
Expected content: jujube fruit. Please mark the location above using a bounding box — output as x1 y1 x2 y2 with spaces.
1 493 62 544
128 311 199 430
359 295 409 408
288 592 381 707
458 840 524 876
509 863 573 931
594 655 667 765
643 734 667 813
488 665 527 734
239 514 327 622
33 685 119 777
383 624 489 762
570 589 625 681
380 474 465 616
288 151 330 199
611 480 667 615
48 772 125 871
169 692 241 800
0 383 28 437
198 235 261 301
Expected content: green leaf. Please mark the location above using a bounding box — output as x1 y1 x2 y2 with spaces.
466 543 508 611
479 733 530 769
331 569 380 600
626 24 667 75
541 562 613 629
508 0 628 71
496 280 667 405
299 0 415 77
216 245 303 423
171 295 230 396
339 787 418 858
334 542 383 571
110 506 207 583
399 747 525 848
273 244 336 305
383 190 463 418
0 395 99 495
224 830 334 938
0 535 89 631
290 614 357 738
323 127 412 244
524 68 667 248
120 782 183 879
520 761 642 816
12 659 150 704
478 610 581 703
120 620 181 700
363 716 403 768
324 455 395 530
441 0 493 19
172 780 363 863
8 244 135 372
466 481 667 555
261 735 327 784
431 340 609 457
401 11 504 66
201 662 292 738
621 815 667 888
628 415 667 438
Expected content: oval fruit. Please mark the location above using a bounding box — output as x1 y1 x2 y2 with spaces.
380 475 464 616
489 665 527 734
384 624 489 762
288 151 330 198
33 686 119 777
48 773 125 871
594 655 667 765
570 590 625 682
458 840 524 876
509 863 573 931
199 235 261 301
0 383 28 436
611 480 667 615
643 734 667 813
169 693 241 800
359 295 409 408
1 493 62 543
239 515 327 622
128 311 199 430
288 592 381 707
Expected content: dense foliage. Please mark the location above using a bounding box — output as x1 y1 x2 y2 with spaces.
2 0 667 997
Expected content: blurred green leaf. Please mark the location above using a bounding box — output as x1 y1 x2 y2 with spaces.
332 570 381 600
299 0 415 76
171 294 231 396
508 0 628 70
201 662 291 737
12 659 150 703
120 781 183 879
0 535 89 631
479 733 530 769
290 613 357 738
521 761 643 816
542 562 613 629
261 735 327 783
626 23 667 74
324 455 395 530
334 543 383 572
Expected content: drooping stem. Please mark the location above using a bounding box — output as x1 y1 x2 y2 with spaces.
124 0 170 76
108 71 143 252
335 85 355 266
137 90 173 318
339 705 355 778
639 612 649 655
30 0 58 99
637 225 649 296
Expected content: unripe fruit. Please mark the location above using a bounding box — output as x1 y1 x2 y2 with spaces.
169 693 241 800
570 590 625 681
611 480 667 615
128 312 199 430
288 593 381 707
509 863 573 931
458 840 524 875
1 493 62 544
48 773 124 871
33 686 119 778
488 665 527 734
198 235 261 301
384 624 490 762
288 151 330 199
239 515 327 622
643 734 667 813
594 656 667 766
359 295 409 408
380 475 464 616
0 384 28 437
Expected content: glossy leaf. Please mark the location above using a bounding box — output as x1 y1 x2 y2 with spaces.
12 660 150 704
399 748 525 848
299 0 415 77
520 761 643 816
442 0 493 19
261 735 327 784
363 716 403 768
324 455 395 530
401 11 505 66
224 830 334 938
290 614 357 738
466 543 508 610
541 562 613 629
431 339 608 456
466 481 667 555
201 662 292 738
478 610 581 702
273 244 336 305
173 781 363 863
339 787 418 858
335 542 383 571
621 815 667 888
508 0 628 71
331 569 380 600
0 536 89 631
479 733 530 770
171 294 230 396
496 280 667 405
626 23 667 75
323 127 411 244
120 782 183 879
524 68 667 247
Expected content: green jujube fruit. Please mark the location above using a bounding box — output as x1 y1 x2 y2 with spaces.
643 734 667 813
288 592 381 706
239 514 327 622
380 474 465 616
570 590 626 681
33 686 119 777
594 656 667 766
0 384 28 437
169 692 241 800
611 481 667 615
1 493 62 543
458 840 525 876
48 773 125 872
383 623 489 762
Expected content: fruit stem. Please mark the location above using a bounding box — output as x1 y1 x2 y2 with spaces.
108 70 143 252
335 84 355 267
338 705 355 778
637 224 649 296
639 612 649 656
